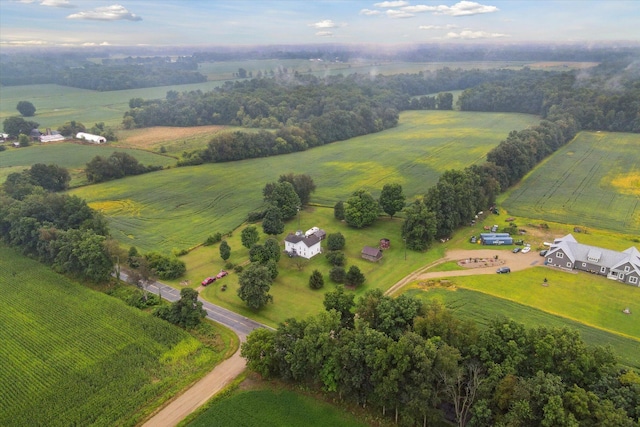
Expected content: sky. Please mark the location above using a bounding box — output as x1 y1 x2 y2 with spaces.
0 0 639 48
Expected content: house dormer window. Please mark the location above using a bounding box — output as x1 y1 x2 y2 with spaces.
624 266 630 272
557 252 564 259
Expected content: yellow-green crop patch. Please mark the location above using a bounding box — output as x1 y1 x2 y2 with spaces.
0 244 221 426
503 131 640 234
71 111 539 253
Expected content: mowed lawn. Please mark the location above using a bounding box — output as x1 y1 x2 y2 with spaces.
503 131 640 235
0 142 176 185
70 111 539 253
0 244 223 427
404 286 640 369
419 266 640 341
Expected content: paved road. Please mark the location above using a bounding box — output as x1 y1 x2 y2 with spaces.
118 271 271 339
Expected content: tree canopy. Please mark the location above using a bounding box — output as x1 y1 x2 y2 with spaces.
344 190 379 228
16 101 36 117
237 263 274 310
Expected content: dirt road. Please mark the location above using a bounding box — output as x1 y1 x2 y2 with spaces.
142 348 246 427
386 248 544 296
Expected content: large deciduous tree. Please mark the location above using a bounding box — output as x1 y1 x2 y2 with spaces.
402 199 437 251
241 225 260 249
28 163 70 192
154 287 206 329
326 232 346 251
277 173 317 206
3 116 39 137
262 205 284 235
265 181 301 220
344 190 378 228
379 183 405 219
17 101 36 117
323 286 355 328
237 263 274 310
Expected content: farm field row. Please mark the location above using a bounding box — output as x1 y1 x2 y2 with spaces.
503 131 640 235
0 243 227 427
405 286 640 369
70 110 540 253
0 142 176 186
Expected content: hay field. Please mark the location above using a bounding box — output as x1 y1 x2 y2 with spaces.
71 110 539 253
503 131 640 234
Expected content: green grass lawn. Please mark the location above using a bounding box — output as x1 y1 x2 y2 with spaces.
70 110 539 253
0 243 234 427
0 142 176 185
167 205 444 328
503 131 640 234
186 388 369 427
414 266 640 341
404 286 640 369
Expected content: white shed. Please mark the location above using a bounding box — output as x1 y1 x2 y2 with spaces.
76 132 106 144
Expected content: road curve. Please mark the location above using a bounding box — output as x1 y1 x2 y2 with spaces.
116 272 270 427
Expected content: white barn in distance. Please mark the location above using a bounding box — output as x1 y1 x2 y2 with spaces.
76 132 106 144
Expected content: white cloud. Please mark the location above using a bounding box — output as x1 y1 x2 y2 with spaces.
434 1 498 17
419 24 458 30
386 9 414 19
360 9 381 16
374 1 409 7
402 5 435 13
315 31 333 37
67 4 142 21
41 0 75 8
310 19 337 29
446 30 508 39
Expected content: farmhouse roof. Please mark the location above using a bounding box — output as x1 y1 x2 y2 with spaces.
284 232 321 247
548 234 640 271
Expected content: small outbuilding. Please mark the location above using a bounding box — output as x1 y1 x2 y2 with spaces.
76 132 106 144
361 246 383 262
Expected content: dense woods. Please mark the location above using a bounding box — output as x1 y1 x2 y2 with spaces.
242 290 639 426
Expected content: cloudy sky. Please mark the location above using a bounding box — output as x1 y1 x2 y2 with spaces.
1 0 638 48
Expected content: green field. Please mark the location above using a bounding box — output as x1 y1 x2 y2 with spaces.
70 110 539 253
503 131 640 234
0 244 228 427
172 206 444 327
187 388 368 427
0 142 176 185
405 286 640 369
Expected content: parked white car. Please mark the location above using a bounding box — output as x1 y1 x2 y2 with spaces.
521 246 531 253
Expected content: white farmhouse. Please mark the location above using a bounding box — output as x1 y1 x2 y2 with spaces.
284 231 322 259
76 132 106 144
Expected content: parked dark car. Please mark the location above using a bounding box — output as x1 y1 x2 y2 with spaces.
539 250 548 256
512 247 521 253
496 267 511 274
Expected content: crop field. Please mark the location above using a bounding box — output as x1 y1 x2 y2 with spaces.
70 110 539 253
113 125 229 154
187 388 368 427
404 286 640 369
0 244 220 427
503 131 640 235
0 142 176 185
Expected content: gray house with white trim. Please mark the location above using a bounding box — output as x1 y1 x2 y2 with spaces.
546 234 640 286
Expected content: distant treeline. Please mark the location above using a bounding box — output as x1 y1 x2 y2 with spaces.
0 55 205 90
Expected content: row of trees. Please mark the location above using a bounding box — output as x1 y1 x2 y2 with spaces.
0 55 206 90
3 163 71 198
242 290 638 426
85 152 162 183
